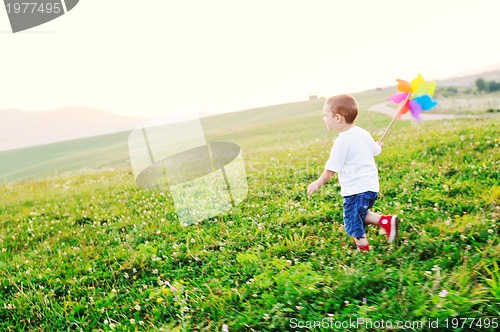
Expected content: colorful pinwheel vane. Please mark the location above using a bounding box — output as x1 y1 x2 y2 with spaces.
388 74 438 121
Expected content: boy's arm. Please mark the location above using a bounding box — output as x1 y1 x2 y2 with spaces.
307 169 336 196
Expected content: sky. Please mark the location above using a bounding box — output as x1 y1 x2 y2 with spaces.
1 0 500 118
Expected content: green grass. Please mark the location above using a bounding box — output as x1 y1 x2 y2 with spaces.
0 131 132 184
1 92 499 331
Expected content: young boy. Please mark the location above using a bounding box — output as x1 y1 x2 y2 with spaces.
307 94 398 251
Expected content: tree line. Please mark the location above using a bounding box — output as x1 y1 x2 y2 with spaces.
475 78 500 92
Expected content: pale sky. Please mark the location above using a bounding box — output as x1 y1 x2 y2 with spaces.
1 0 500 118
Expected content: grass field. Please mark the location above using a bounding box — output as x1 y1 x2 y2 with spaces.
1 90 499 331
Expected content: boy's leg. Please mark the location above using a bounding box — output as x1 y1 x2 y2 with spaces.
363 211 381 225
363 193 399 243
352 234 369 251
343 193 375 251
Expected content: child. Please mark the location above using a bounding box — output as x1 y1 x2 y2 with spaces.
307 94 398 251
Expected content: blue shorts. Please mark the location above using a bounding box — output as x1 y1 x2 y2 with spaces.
342 191 378 239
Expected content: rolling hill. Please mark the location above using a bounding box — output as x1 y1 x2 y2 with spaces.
0 90 393 185
0 89 498 330
0 107 146 152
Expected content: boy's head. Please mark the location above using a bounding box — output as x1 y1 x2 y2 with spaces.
323 94 358 126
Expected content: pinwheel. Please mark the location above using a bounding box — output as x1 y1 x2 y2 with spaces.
378 74 438 142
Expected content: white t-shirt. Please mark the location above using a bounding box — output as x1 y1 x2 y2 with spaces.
325 126 381 196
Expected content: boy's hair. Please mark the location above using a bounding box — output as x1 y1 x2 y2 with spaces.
325 94 358 124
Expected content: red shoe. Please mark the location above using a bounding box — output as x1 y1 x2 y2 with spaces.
379 215 399 243
357 244 370 251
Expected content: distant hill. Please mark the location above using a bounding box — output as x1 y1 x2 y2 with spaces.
437 68 500 87
0 107 147 151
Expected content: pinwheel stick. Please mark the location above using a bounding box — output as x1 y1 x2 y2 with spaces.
378 92 412 143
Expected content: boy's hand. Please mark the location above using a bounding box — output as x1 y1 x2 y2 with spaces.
377 141 384 148
307 181 319 196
